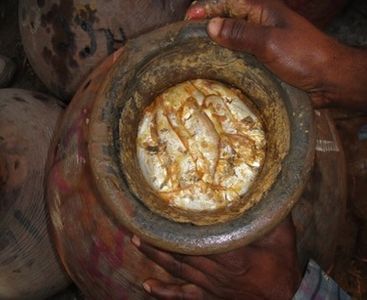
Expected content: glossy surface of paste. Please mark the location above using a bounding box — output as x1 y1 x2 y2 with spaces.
137 79 266 211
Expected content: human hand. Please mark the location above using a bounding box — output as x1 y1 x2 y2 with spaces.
132 216 301 300
186 0 367 110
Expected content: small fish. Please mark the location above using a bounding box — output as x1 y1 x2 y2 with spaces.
137 79 266 212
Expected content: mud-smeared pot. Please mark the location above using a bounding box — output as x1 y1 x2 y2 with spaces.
293 109 347 271
47 21 314 299
0 89 69 299
18 0 192 101
335 115 367 220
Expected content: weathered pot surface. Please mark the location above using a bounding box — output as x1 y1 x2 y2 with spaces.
18 0 192 100
0 89 69 299
293 109 347 272
47 21 314 298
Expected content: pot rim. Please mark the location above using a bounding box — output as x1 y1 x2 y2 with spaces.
88 21 315 255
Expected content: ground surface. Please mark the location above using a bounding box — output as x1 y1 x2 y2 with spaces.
0 0 366 299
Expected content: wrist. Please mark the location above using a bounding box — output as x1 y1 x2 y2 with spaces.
315 43 367 110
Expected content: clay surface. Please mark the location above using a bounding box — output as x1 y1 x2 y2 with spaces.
0 89 69 299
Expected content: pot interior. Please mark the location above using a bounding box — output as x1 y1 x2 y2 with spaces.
118 39 290 225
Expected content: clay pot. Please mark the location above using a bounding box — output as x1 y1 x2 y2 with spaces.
0 55 16 88
293 109 347 272
47 21 314 298
335 115 367 220
0 89 69 299
18 0 192 101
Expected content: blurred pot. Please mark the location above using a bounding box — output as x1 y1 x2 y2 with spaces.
47 21 314 298
0 55 16 88
0 89 69 299
18 0 192 101
293 109 347 271
335 115 367 220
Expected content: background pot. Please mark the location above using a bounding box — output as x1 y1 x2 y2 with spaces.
293 109 347 272
18 0 348 102
0 89 69 299
18 0 192 101
47 21 314 299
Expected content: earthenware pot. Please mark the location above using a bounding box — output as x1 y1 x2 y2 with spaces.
335 115 367 219
18 0 192 100
47 21 315 298
293 109 347 271
0 89 69 299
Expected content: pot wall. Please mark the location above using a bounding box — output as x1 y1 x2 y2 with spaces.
47 48 181 299
293 109 347 272
0 89 69 299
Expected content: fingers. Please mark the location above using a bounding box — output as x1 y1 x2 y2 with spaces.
186 0 264 20
207 216 297 270
133 236 245 294
186 0 286 24
207 247 253 272
132 236 219 292
176 254 236 286
143 279 216 300
207 17 271 59
186 0 227 20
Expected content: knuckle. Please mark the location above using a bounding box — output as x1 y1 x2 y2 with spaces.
219 19 246 45
230 20 247 42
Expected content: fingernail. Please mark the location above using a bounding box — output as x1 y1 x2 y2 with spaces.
143 282 151 293
208 17 224 37
185 4 206 20
131 235 140 247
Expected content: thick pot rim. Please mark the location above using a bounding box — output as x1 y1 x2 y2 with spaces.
88 21 315 255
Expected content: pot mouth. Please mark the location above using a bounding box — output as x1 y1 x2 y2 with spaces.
88 21 315 254
135 79 267 221
129 75 283 225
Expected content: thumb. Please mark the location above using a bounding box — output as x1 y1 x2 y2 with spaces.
207 17 271 59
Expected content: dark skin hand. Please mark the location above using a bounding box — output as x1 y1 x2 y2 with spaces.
186 0 367 110
132 216 301 300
